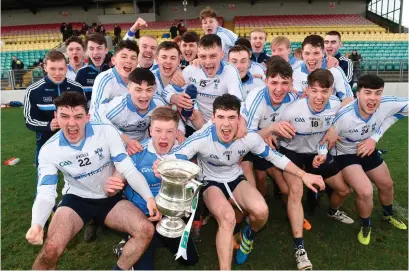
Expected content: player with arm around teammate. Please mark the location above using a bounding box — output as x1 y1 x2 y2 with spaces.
158 94 324 269
25 91 160 270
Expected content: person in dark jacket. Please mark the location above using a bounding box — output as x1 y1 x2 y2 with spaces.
169 23 178 39
11 56 25 88
23 50 84 167
81 22 89 35
114 24 122 44
349 49 363 83
324 31 354 87
249 28 270 65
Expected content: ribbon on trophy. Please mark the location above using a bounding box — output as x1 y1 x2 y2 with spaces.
175 182 200 260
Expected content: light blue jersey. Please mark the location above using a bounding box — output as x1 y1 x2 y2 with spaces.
332 96 408 155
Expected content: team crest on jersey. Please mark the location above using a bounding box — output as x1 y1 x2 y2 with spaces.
210 154 220 159
94 147 104 160
238 149 246 156
325 116 332 125
371 123 377 131
302 81 308 86
213 79 220 89
59 160 72 167
43 96 53 102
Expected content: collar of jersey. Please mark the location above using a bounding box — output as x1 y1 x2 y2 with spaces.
353 100 374 123
289 56 297 65
111 67 127 87
242 72 254 85
301 60 327 75
88 63 102 73
68 62 86 72
59 122 94 150
306 97 331 115
211 124 234 148
126 94 156 117
201 61 225 77
263 87 291 110
45 76 66 88
155 69 165 89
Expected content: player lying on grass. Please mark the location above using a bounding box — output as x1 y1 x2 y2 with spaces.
154 94 325 269
25 91 160 270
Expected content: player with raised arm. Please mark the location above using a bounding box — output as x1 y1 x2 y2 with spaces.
292 35 353 106
90 39 139 120
200 7 237 61
25 91 160 270
161 94 324 269
331 74 408 245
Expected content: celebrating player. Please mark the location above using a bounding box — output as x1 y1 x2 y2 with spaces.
180 31 199 69
65 36 86 80
25 91 159 270
249 28 270 65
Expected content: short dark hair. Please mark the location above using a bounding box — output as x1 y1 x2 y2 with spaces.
266 56 293 79
65 36 85 49
53 91 88 113
156 41 181 56
151 106 179 126
213 94 241 115
307 69 334 88
302 35 324 50
357 74 384 91
234 38 252 51
200 7 217 20
181 31 200 44
114 39 139 56
228 45 251 58
44 50 67 64
326 31 342 40
85 33 107 48
199 34 222 49
128 68 156 86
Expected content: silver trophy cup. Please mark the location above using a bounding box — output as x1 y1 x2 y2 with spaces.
155 160 202 238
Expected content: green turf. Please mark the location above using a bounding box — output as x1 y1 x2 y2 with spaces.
1 107 408 270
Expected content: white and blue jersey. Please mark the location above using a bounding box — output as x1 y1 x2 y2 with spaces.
152 68 184 105
123 29 159 70
245 87 298 132
66 63 86 81
98 93 185 140
332 96 408 156
249 61 266 79
167 125 291 183
289 56 303 70
292 62 353 101
33 122 153 227
280 97 341 154
124 139 177 215
90 67 128 121
216 26 238 61
242 72 266 99
166 61 244 123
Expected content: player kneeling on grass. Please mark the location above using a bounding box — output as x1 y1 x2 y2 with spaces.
25 91 159 270
328 74 408 245
156 94 324 269
104 107 199 269
97 68 186 155
278 69 354 270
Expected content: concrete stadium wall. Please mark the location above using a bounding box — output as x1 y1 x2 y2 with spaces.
157 0 367 21
2 82 407 104
1 0 366 26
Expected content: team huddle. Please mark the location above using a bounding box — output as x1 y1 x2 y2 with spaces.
23 7 408 270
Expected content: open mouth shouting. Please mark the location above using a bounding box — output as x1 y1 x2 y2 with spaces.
67 127 79 141
221 127 232 141
73 56 79 63
92 55 102 64
367 102 376 111
206 27 213 34
142 53 153 61
138 98 149 109
123 65 132 73
203 65 216 76
157 141 169 152
307 61 318 71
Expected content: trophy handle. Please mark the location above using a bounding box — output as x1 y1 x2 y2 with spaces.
184 179 202 214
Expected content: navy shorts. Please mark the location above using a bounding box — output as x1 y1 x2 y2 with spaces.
200 175 246 199
58 193 122 225
334 149 384 172
242 152 274 171
279 147 340 180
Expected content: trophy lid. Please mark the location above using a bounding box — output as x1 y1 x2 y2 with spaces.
157 160 200 182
